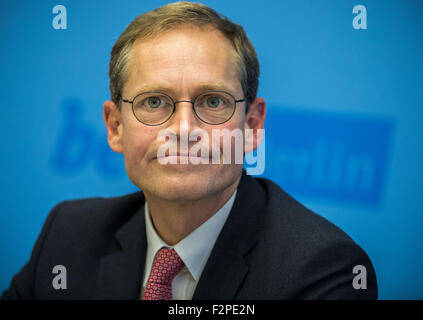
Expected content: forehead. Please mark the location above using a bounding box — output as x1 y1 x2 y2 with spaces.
125 26 241 96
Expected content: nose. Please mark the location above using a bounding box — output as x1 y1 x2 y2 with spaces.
166 100 202 137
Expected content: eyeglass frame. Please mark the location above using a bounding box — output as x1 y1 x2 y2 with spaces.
119 90 248 126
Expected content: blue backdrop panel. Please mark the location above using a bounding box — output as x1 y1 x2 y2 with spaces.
0 0 422 299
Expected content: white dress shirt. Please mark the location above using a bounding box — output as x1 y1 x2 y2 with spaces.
140 190 237 300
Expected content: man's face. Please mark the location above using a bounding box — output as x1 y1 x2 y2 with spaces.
107 26 250 201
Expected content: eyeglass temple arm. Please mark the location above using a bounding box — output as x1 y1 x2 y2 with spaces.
235 96 248 103
120 97 133 103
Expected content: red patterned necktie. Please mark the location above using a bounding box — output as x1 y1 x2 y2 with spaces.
142 247 185 300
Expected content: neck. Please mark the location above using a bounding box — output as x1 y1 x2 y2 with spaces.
144 176 241 246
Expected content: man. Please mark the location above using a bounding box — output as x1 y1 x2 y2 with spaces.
2 2 377 299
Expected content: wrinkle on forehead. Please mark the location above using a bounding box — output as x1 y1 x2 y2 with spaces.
124 26 242 97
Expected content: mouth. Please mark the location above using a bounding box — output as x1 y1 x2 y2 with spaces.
152 151 215 164
154 153 210 160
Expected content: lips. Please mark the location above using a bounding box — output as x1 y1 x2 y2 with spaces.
155 153 209 160
152 150 209 159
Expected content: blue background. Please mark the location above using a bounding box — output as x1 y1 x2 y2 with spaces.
1 0 422 299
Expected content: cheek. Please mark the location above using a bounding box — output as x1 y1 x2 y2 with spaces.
208 117 246 155
122 124 158 165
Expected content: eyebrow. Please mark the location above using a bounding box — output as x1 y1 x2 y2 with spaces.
131 82 237 98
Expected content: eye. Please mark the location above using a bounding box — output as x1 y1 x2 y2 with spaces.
205 96 223 108
145 96 164 108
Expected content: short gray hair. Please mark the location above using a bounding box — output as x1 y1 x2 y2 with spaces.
109 1 259 111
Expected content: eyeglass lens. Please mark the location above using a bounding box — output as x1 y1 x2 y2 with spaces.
132 91 236 125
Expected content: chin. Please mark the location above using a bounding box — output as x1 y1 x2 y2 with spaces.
153 170 216 201
131 164 242 201
155 184 210 201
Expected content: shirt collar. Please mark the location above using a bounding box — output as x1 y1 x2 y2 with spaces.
143 190 237 283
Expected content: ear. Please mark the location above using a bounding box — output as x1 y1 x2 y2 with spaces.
103 100 124 153
244 97 266 153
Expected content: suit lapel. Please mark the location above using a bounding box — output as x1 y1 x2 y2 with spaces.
192 172 267 299
92 172 267 300
94 201 147 299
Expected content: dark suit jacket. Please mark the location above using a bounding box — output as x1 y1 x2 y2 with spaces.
2 172 377 299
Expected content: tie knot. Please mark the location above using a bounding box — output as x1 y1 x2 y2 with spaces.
150 247 185 285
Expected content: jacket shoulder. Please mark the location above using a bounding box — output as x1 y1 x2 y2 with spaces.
256 177 355 244
246 177 377 299
46 191 145 252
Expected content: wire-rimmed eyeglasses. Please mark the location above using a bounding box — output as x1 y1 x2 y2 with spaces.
120 90 247 126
